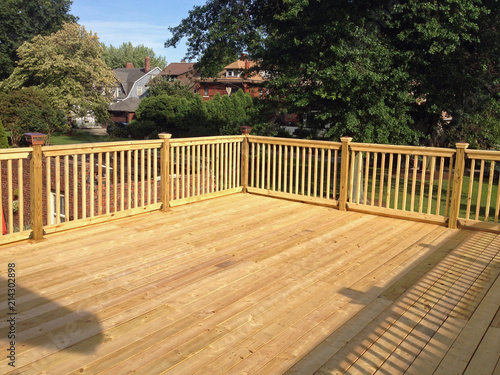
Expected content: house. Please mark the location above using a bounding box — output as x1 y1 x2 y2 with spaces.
196 55 266 101
109 57 162 123
160 62 200 89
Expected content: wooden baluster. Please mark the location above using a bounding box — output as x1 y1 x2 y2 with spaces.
127 151 132 209
147 149 152 205
301 147 306 195
73 155 78 220
283 145 287 193
134 149 138 207
385 153 393 209
402 155 410 211
495 171 500 223
419 155 427 214
98 153 103 215
153 148 158 203
18 159 23 230
56 156 61 223
90 154 94 217
333 149 338 199
466 160 475 220
46 156 51 223
7 160 13 233
410 156 418 212
475 159 485 220
371 153 378 207
363 152 370 205
326 149 332 200
105 152 110 214
308 147 313 197
320 149 325 199
120 151 125 211
485 161 495 222
378 153 386 208
436 157 445 216
428 156 436 214
394 154 401 210
445 156 453 217
140 149 145 205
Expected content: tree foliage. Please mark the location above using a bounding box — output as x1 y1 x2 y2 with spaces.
0 118 9 148
167 0 500 147
0 0 76 80
2 23 117 124
101 42 168 69
0 88 68 146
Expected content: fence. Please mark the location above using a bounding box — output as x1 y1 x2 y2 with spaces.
1 132 500 244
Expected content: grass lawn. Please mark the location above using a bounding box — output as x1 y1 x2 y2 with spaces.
48 130 130 145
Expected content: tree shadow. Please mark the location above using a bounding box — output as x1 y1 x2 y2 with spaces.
0 275 104 369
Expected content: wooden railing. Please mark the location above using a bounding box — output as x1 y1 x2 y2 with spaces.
459 148 500 232
246 136 342 207
0 147 33 243
346 140 456 225
169 136 243 206
2 132 500 244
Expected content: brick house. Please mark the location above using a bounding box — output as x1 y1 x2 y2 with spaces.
196 55 266 101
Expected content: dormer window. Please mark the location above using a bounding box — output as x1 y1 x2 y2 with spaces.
227 70 235 77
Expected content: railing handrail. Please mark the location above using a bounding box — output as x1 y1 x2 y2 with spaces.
350 142 456 157
248 135 342 149
171 135 244 146
466 149 500 161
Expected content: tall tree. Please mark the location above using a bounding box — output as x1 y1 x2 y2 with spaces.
167 0 500 147
101 42 168 69
0 0 77 80
2 23 117 124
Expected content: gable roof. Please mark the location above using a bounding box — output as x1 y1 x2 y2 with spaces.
109 97 141 113
161 62 196 77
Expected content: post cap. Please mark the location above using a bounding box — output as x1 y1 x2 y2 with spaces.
240 126 253 135
24 132 47 146
341 136 353 143
456 142 470 149
158 133 172 139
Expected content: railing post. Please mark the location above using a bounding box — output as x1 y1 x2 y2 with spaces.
25 132 47 241
159 133 172 212
339 136 352 211
240 126 252 193
448 142 469 229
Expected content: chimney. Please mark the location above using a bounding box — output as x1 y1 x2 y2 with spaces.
245 60 250 70
125 62 134 69
145 56 151 73
240 53 248 61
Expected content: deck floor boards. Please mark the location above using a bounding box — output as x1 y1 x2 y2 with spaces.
0 193 499 374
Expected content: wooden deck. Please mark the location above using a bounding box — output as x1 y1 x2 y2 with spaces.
1 193 499 374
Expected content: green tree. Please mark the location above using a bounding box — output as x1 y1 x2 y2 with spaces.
0 0 76 80
147 78 195 99
2 23 117 125
0 88 69 146
101 42 168 69
0 118 9 148
135 93 211 138
167 0 500 147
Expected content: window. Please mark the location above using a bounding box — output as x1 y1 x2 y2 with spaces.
50 192 66 224
226 70 234 77
137 86 143 96
204 87 209 96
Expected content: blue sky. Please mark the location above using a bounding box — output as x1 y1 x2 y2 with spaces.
71 0 207 64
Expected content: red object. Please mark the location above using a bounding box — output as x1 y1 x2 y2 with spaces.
2 209 6 235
